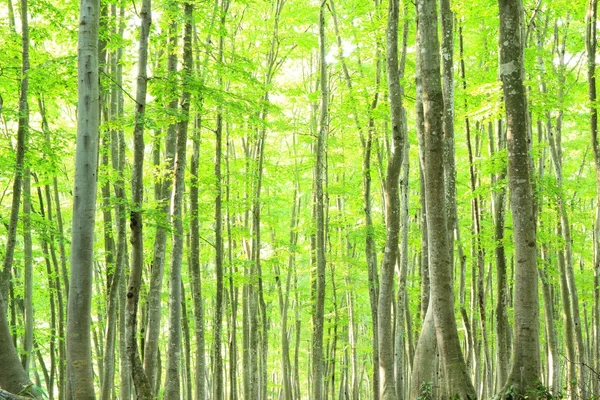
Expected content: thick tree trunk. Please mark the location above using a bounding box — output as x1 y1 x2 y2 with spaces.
65 0 100 397
497 0 541 395
411 43 438 399
416 0 475 398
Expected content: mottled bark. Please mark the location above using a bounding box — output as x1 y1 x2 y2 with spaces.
587 0 600 396
490 120 511 390
212 3 228 397
312 4 328 399
497 0 541 395
417 0 475 397
22 169 33 375
163 2 193 397
124 0 153 397
377 0 405 398
190 117 206 400
144 14 177 391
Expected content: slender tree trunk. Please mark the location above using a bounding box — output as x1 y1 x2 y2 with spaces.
181 281 192 400
377 0 405 398
1 0 29 299
164 3 193 397
277 189 299 400
312 4 328 399
395 139 409 400
22 169 33 375
225 129 238 400
587 0 600 397
125 0 153 396
99 102 116 400
0 9 32 393
38 98 65 400
31 179 57 400
497 0 541 395
65 0 100 396
538 251 559 393
113 19 130 394
490 120 511 390
329 0 382 392
213 3 229 397
99 5 126 397
190 116 206 400
440 0 456 270
144 16 177 392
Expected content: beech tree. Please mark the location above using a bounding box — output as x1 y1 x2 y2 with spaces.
498 0 541 396
0 0 599 399
65 0 100 397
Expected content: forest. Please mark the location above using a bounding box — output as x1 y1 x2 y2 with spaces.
0 0 599 398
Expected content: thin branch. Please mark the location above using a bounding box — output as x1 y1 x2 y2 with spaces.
101 70 141 106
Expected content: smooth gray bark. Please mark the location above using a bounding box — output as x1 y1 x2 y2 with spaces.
497 0 541 395
417 0 475 397
65 0 100 397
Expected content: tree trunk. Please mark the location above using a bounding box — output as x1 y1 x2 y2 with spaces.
395 137 409 400
312 4 328 400
587 0 600 397
65 0 100 396
411 40 438 399
125 0 153 396
329 0 382 393
22 169 33 375
1 0 30 299
497 0 541 395
377 0 405 398
190 114 206 400
490 120 511 391
144 13 177 394
213 2 228 398
416 0 475 397
0 6 33 393
164 2 193 397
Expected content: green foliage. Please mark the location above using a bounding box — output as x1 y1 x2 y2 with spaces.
417 382 433 400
